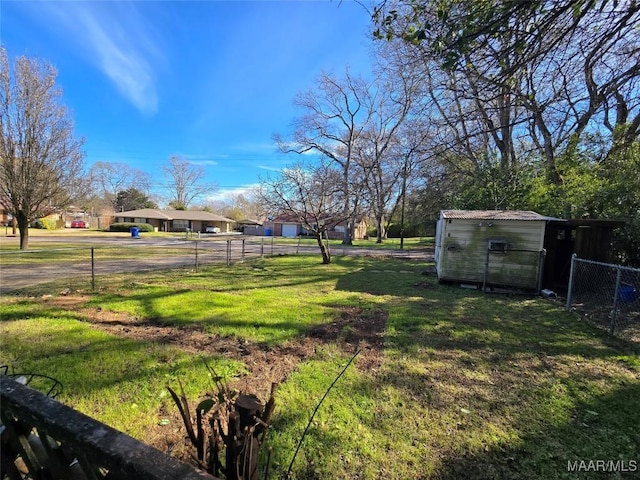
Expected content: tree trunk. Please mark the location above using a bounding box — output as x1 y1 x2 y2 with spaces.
17 210 29 250
316 233 331 264
342 219 353 246
376 217 384 244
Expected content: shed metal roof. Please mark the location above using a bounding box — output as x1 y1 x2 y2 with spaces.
440 210 563 221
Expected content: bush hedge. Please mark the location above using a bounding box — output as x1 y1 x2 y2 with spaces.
109 222 154 233
34 217 65 230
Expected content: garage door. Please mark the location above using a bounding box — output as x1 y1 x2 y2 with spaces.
282 224 298 237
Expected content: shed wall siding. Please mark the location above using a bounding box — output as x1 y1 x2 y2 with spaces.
438 218 545 287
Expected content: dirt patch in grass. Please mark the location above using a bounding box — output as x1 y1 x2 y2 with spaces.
69 304 387 394
307 306 386 372
41 295 387 458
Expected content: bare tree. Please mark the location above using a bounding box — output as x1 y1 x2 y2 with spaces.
0 48 85 249
89 161 151 212
260 161 348 264
276 70 374 245
162 155 210 210
353 48 422 243
202 188 264 221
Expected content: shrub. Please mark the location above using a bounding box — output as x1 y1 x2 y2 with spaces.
109 222 154 233
34 217 64 230
612 214 640 267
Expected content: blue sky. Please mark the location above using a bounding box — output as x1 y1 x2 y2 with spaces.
1 0 376 203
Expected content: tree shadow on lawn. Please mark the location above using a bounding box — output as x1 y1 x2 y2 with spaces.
334 259 431 295
331 265 639 478
433 381 640 480
390 292 639 362
337 314 639 479
0 319 241 396
336 264 639 360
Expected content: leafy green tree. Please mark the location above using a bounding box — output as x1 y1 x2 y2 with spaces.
116 187 158 212
596 141 640 266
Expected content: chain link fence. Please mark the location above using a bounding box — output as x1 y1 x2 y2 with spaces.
0 236 431 295
566 254 640 339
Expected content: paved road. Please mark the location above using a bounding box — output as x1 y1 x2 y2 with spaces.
0 235 433 293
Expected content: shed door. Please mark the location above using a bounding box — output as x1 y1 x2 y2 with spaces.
282 224 298 237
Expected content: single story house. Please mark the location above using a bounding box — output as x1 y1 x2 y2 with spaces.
266 214 305 237
267 214 367 239
115 209 235 233
0 207 10 226
326 216 368 241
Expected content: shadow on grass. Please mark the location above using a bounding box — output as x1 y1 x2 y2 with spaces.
0 316 242 396
434 381 640 480
329 264 640 478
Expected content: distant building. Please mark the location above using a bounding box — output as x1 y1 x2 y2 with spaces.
267 214 367 239
115 209 235 233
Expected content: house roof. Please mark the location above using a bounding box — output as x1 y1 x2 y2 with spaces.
270 213 366 225
236 218 263 226
119 209 234 223
440 210 563 221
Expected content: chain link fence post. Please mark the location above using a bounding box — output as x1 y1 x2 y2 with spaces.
566 254 577 311
91 247 95 291
611 268 623 333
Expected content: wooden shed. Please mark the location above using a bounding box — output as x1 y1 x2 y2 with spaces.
435 210 561 291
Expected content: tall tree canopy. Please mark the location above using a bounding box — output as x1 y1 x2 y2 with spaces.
0 48 85 249
372 0 639 262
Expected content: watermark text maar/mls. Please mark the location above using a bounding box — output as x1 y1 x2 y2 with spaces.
567 460 637 473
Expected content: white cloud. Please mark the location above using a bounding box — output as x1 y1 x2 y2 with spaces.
175 152 235 167
189 160 219 166
205 184 261 202
36 2 160 114
257 165 281 172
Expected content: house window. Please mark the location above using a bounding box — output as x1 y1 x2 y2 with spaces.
488 240 508 253
173 219 189 230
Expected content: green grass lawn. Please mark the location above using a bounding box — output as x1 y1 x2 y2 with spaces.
1 255 638 479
